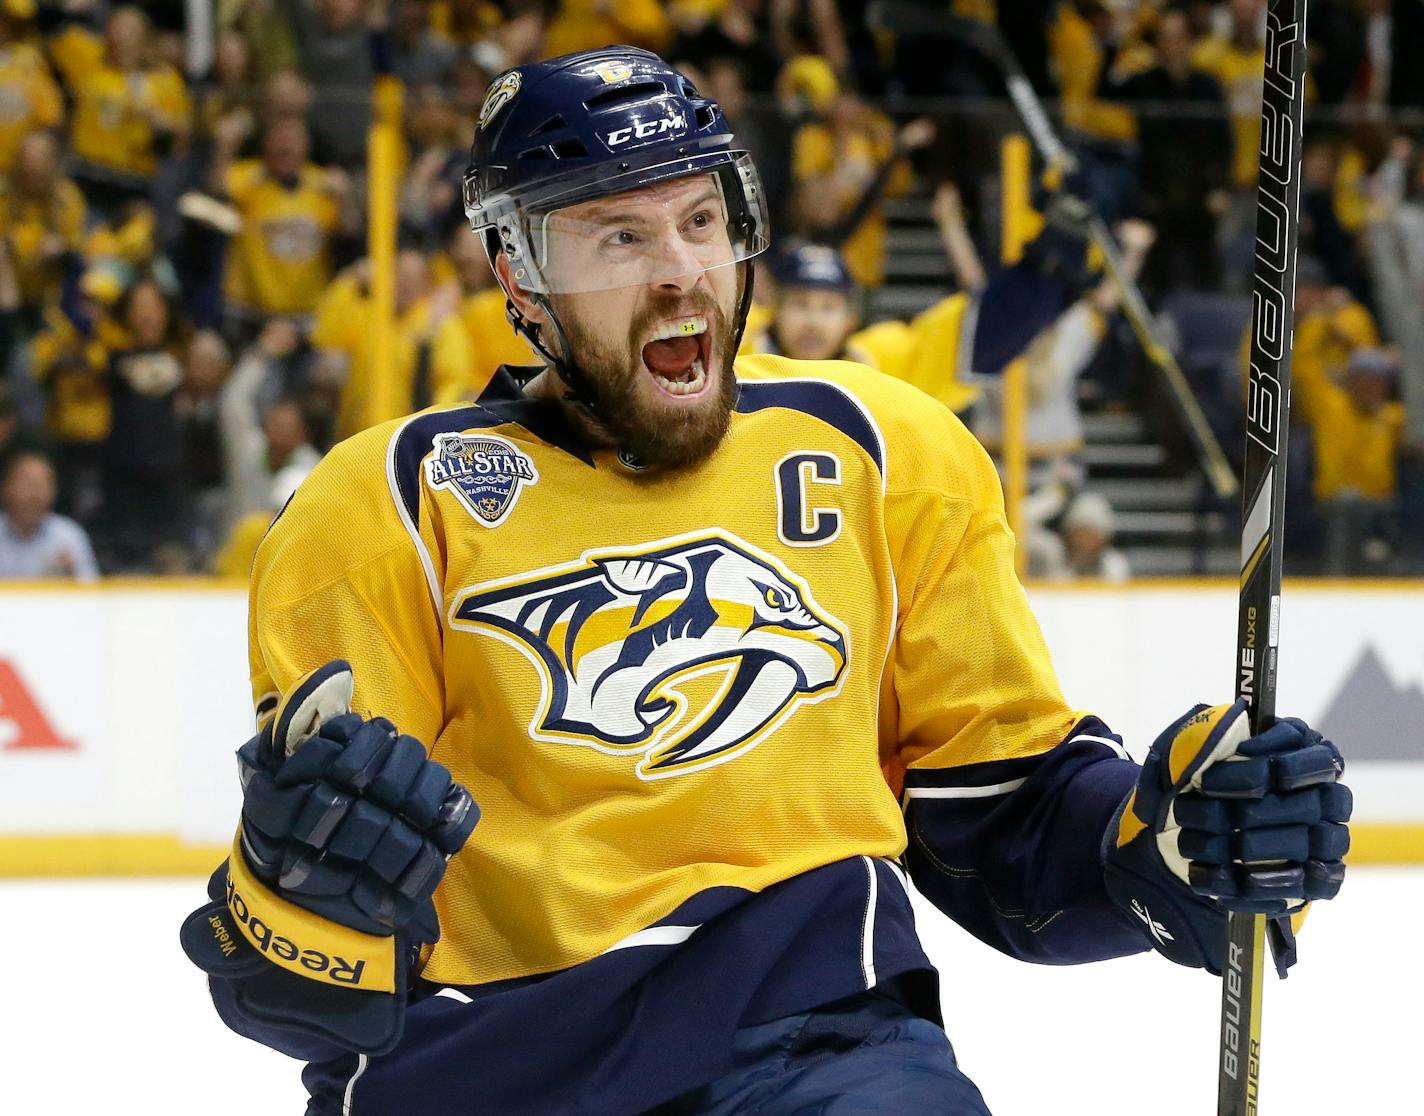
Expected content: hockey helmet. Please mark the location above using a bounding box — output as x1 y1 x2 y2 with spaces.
463 46 769 297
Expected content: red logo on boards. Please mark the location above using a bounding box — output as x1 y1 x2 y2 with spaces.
0 658 75 751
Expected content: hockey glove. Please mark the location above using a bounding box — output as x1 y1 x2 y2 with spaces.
1021 191 1098 300
181 661 479 1055
1103 700 1350 978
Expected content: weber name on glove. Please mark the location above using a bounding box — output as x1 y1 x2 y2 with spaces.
181 661 480 1054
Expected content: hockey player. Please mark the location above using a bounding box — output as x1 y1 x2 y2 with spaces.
182 48 1352 1115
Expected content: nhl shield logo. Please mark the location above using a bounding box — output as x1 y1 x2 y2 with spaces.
425 433 538 527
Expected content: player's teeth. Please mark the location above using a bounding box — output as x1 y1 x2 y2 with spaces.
649 316 707 342
662 357 705 395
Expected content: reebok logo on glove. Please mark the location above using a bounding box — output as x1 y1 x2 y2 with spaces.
226 869 367 985
1129 899 1175 945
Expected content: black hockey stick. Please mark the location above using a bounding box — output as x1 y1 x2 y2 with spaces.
866 1 1239 501
1221 0 1309 1111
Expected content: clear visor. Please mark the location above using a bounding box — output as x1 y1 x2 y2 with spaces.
486 156 768 295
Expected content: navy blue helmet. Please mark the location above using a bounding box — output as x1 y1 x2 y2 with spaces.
463 46 769 298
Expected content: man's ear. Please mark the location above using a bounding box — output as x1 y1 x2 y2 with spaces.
494 251 547 327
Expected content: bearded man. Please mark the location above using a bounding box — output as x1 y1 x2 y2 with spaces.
183 47 1351 1115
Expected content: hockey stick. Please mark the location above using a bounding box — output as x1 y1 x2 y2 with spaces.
1220 0 1308 1112
865 2 1239 501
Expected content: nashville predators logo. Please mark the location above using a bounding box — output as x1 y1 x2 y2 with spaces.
477 70 521 132
451 532 849 779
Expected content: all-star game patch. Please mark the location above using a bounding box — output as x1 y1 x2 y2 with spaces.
425 433 538 527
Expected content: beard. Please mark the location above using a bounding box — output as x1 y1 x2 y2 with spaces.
552 284 740 471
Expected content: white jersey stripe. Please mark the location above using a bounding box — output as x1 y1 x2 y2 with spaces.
1072 734 1132 761
903 777 1028 800
342 1053 369 1115
859 855 878 988
601 923 701 954
386 416 443 617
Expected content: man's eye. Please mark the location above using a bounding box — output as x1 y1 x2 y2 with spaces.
686 211 713 232
607 230 639 247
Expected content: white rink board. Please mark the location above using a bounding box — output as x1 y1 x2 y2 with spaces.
0 870 1416 1115
0 583 1421 844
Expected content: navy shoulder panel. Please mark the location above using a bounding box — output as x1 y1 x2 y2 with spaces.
390 404 506 531
735 378 885 476
391 374 597 530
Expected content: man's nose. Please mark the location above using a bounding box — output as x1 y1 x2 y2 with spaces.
650 233 708 294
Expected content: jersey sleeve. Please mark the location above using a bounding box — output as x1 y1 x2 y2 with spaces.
46 24 99 86
222 160 262 210
881 402 1145 964
248 422 445 746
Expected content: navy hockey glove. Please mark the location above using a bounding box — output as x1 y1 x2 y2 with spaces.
181 661 479 1055
1021 190 1098 299
1103 701 1350 977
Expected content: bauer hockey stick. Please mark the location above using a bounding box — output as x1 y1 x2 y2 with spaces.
1220 0 1309 1112
866 1 1238 501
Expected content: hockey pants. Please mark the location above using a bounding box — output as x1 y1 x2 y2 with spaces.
643 985 993 1115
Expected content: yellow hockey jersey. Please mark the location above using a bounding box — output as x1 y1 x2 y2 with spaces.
248 354 1087 989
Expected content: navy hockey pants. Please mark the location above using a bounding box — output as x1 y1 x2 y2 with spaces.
645 987 993 1115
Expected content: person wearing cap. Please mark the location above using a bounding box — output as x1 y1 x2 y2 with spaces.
748 204 1101 417
1295 344 1406 574
1028 490 1131 582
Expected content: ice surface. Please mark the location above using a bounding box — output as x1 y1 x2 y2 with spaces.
3 869 1415 1114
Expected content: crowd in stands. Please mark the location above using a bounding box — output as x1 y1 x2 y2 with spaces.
0 0 1422 580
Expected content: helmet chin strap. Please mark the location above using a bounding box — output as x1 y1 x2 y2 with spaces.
501 292 610 431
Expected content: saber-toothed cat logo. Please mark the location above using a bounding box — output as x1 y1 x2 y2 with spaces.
451 532 849 779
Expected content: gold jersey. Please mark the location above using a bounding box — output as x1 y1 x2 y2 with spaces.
248 354 1082 989
223 160 342 316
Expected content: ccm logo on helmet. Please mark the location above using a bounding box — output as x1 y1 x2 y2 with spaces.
607 112 686 147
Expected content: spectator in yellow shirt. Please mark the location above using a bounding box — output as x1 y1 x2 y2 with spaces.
0 130 86 319
215 115 348 326
1048 0 1154 218
789 92 923 288
1238 259 1380 405
1191 0 1266 192
0 4 63 176
1049 0 1146 147
311 249 479 441
1298 347 1406 575
442 222 539 386
545 0 671 58
47 6 192 212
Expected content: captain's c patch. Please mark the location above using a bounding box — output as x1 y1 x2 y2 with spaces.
425 433 538 527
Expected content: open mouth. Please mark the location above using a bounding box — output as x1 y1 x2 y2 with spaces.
640 315 713 399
